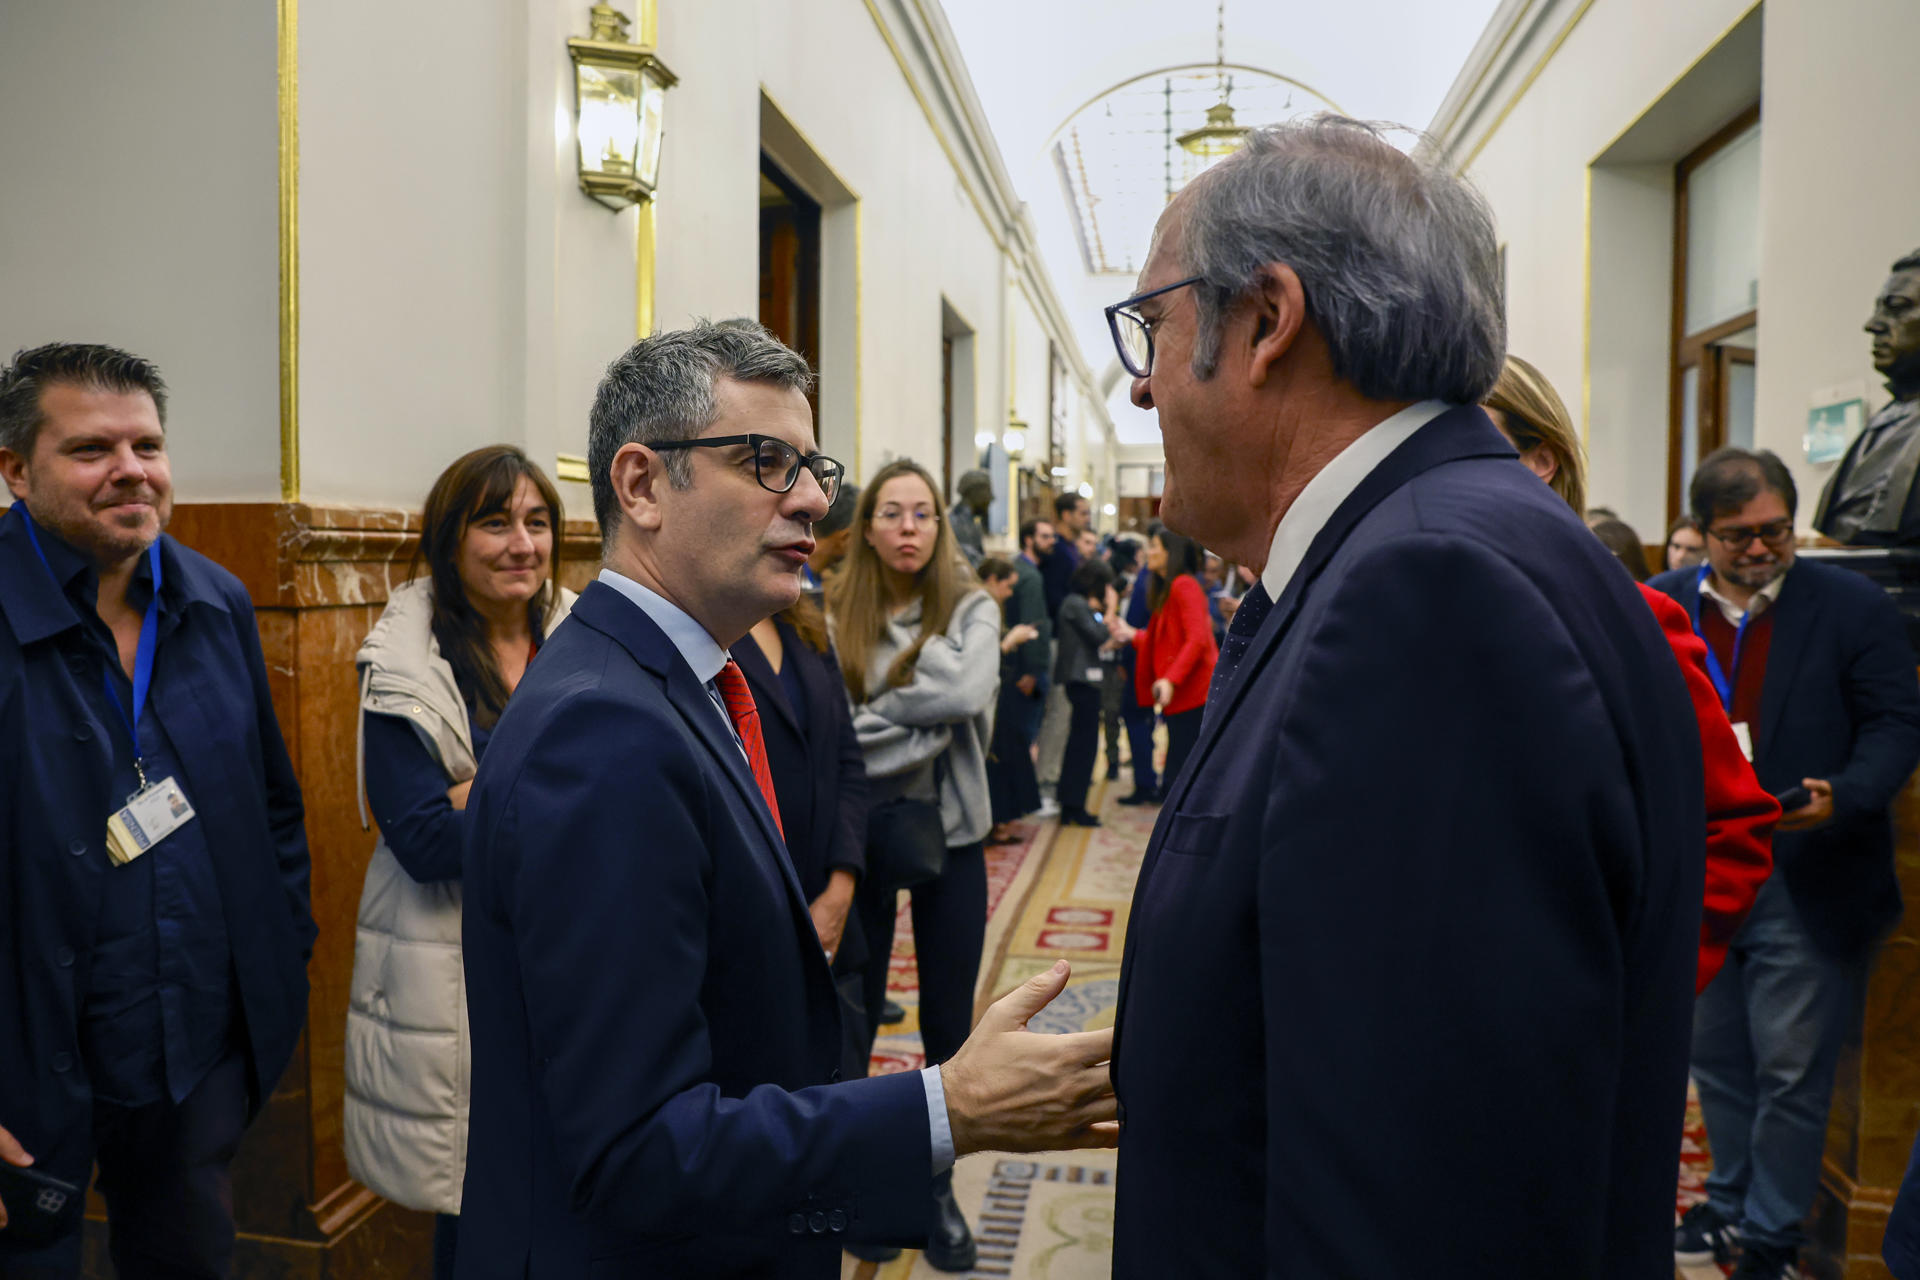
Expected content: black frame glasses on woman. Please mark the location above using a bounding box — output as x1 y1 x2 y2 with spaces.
1105 276 1205 379
648 434 844 506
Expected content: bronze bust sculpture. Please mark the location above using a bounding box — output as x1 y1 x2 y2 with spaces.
949 468 993 566
1813 249 1920 544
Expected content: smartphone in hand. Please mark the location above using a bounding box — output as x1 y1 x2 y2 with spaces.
1774 785 1812 812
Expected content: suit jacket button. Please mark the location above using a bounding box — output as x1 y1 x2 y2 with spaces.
787 1213 807 1235
56 947 74 967
827 1210 848 1232
829 1068 842 1083
68 839 86 857
51 1052 73 1073
73 723 92 742
808 1211 827 1234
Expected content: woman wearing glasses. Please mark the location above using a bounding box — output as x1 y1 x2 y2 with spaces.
827 459 999 1272
345 446 574 1280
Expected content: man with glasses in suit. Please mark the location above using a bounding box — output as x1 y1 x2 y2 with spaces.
457 320 1116 1279
1651 446 1920 1279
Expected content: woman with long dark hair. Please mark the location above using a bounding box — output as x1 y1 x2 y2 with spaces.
827 458 999 1272
1108 526 1217 791
345 446 574 1279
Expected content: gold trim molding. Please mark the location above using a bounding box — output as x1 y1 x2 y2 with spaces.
555 453 591 483
278 0 300 500
636 197 656 338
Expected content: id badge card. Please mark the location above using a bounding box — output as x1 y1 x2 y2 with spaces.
1731 721 1755 763
104 777 196 866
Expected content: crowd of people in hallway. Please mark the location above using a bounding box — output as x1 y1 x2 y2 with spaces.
8 111 1920 1280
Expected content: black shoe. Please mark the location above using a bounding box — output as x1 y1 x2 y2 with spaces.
1729 1241 1795 1280
880 1000 907 1025
922 1170 977 1272
845 1241 902 1263
1675 1202 1739 1265
1105 764 1121 780
1116 789 1159 806
1063 808 1103 827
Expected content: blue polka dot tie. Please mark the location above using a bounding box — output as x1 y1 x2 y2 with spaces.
1208 582 1273 705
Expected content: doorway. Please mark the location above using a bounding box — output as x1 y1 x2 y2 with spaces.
760 156 821 418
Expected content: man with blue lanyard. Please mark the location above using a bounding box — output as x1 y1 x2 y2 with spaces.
1650 446 1920 1280
0 343 314 1277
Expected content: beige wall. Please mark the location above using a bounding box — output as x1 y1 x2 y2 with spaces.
1440 0 1920 537
2 0 1110 520
0 0 280 502
1754 0 1920 513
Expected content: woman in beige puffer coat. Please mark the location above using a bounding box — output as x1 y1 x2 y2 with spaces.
344 447 573 1278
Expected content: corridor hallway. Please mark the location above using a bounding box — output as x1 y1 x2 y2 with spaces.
848 762 1145 1279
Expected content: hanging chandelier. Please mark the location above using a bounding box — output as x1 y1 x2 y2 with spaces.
1177 0 1250 161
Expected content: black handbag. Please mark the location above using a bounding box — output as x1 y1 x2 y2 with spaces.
865 795 947 890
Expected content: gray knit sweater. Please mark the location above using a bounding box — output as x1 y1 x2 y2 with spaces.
850 588 1001 847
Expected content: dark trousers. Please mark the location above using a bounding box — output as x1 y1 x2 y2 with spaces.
1122 700 1158 795
433 1213 459 1280
1058 684 1103 816
1100 665 1127 775
0 1050 247 1280
988 682 1042 824
1163 707 1203 790
862 843 988 1065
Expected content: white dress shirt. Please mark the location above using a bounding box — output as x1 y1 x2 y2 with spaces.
1699 564 1790 627
595 569 955 1172
1259 400 1451 600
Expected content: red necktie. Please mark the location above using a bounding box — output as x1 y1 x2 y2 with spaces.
713 659 784 838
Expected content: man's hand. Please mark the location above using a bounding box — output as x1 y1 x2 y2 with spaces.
447 780 473 811
1015 674 1038 697
1001 623 1040 654
1108 616 1137 645
939 961 1119 1157
1152 678 1175 711
808 869 856 960
0 1121 34 1231
1778 777 1836 832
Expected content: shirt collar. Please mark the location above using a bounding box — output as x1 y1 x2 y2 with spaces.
597 567 730 684
1260 400 1450 599
1700 564 1790 627
16 506 166 616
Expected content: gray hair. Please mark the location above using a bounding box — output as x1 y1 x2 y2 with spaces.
0 342 169 457
586 318 814 541
1176 114 1505 404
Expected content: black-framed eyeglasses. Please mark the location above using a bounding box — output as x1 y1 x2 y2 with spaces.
648 433 844 506
1105 276 1205 378
1706 520 1794 552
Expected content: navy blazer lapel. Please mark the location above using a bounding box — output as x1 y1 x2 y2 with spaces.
571 584 811 914
1163 405 1514 820
1756 567 1817 767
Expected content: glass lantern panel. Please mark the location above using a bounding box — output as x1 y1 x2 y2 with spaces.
637 71 668 190
577 64 641 176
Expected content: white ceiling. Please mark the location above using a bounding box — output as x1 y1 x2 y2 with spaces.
941 0 1505 446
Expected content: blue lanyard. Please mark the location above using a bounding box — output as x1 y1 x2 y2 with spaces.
1689 564 1750 714
18 507 164 785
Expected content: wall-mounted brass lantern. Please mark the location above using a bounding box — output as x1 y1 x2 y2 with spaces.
568 4 677 210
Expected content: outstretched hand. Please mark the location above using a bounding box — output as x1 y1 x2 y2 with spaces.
938 961 1119 1157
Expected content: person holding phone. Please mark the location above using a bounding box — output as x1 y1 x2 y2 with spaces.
1052 558 1119 826
1647 447 1920 1279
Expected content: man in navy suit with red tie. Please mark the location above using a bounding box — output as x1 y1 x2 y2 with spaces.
457 321 1117 1279
1103 117 1705 1276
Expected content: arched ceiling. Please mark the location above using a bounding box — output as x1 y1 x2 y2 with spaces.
942 0 1503 446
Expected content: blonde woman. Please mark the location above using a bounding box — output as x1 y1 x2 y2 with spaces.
827 458 998 1272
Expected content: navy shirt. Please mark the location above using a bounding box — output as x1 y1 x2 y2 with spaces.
363 707 491 883
33 525 234 1107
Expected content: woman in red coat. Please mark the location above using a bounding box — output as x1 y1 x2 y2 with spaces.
1486 356 1777 993
1109 527 1218 797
